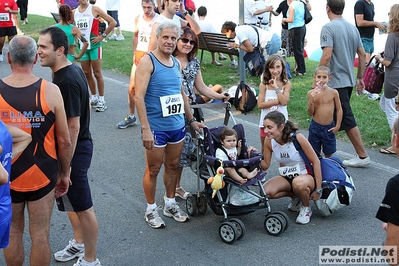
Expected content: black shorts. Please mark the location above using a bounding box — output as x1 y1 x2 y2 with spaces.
56 139 93 212
107 10 120 27
11 174 57 203
335 86 357 131
0 27 17 38
282 174 316 192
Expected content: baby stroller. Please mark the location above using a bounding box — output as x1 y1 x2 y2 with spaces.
186 103 289 244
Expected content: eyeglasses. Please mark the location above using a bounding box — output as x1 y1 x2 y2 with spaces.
180 38 196 46
170 0 183 2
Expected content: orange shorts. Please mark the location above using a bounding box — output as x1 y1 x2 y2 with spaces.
134 50 147 66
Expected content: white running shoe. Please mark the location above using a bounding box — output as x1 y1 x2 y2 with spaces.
54 239 85 262
145 207 166 229
73 257 101 266
296 206 312 224
343 155 370 168
163 202 189 222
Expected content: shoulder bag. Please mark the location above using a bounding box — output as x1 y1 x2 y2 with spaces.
363 55 384 94
243 26 266 77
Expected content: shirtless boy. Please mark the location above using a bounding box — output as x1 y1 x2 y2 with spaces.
307 66 343 157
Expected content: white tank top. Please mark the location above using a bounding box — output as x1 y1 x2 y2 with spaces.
136 13 159 52
156 14 181 28
271 138 308 174
259 86 288 128
74 4 95 50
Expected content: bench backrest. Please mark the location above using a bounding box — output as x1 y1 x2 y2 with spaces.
197 32 239 62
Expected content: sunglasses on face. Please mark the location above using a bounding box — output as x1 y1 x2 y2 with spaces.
180 38 196 45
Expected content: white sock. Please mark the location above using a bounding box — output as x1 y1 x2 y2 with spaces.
165 197 176 207
128 114 135 119
147 203 157 211
91 94 98 101
98 96 105 102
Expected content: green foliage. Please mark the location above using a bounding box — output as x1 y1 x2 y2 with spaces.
20 16 392 150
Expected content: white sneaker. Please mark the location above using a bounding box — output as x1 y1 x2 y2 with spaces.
288 197 301 212
343 155 370 168
115 35 124 41
73 257 101 266
296 206 312 224
54 239 85 262
95 101 107 112
0 54 3 62
231 59 238 69
163 202 189 222
108 34 117 41
145 207 165 229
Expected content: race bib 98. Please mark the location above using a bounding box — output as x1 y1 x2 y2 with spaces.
160 94 184 117
279 163 301 179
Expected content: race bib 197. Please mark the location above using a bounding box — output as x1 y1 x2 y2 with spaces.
159 94 184 117
278 163 301 179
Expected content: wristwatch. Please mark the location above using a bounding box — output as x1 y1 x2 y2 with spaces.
315 188 323 196
275 88 281 94
183 11 189 17
188 117 196 124
101 32 107 38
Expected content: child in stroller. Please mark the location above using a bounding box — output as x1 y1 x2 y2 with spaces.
187 122 290 244
215 127 258 184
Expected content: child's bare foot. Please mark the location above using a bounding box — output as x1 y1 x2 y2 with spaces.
247 169 258 180
382 223 388 231
239 178 248 184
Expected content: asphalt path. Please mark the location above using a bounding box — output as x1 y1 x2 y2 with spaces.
0 48 398 266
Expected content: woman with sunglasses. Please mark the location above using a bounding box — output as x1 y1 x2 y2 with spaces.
171 27 230 199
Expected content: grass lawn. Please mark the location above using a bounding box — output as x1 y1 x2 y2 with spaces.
18 14 392 150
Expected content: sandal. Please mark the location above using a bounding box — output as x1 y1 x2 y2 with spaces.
175 187 191 200
211 61 222 66
380 148 396 155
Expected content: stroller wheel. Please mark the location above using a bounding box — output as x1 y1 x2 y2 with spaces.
264 214 285 236
186 195 197 216
229 218 246 240
198 194 208 215
272 211 289 231
219 222 238 244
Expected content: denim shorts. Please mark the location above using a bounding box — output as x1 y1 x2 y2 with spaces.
308 119 337 155
265 33 282 56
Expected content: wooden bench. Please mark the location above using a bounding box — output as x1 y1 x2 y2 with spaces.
197 32 239 63
51 12 61 23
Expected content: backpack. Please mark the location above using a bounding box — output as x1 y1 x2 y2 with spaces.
291 133 355 216
234 81 257 114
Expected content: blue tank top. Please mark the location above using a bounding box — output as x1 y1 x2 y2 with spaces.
0 121 13 225
145 52 185 131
